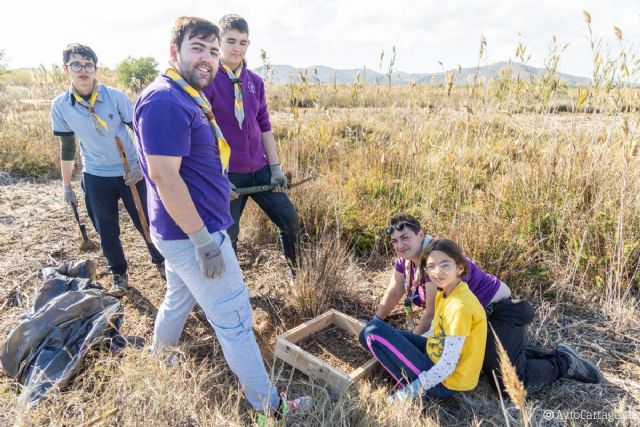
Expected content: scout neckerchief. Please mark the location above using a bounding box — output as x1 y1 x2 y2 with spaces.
164 67 230 173
71 80 108 136
220 60 244 129
403 259 424 329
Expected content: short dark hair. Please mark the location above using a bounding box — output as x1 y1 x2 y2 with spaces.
171 16 219 49
219 14 249 35
423 239 469 277
62 44 98 65
387 212 421 235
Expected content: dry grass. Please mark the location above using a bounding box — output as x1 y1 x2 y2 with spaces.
1 167 638 427
492 326 531 426
1 24 640 425
292 232 356 317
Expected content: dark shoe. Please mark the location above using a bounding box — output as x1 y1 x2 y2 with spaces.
156 262 166 280
556 343 603 384
110 273 129 296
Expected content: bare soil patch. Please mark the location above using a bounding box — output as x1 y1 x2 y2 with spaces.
297 326 371 373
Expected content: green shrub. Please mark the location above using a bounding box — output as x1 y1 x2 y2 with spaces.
117 56 158 93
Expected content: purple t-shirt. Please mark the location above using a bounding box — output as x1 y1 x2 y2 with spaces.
133 75 233 240
395 257 500 308
204 63 271 173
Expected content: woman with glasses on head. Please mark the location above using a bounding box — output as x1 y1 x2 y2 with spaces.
359 213 603 400
360 238 487 401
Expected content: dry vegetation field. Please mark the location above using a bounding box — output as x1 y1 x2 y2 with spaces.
1 46 640 426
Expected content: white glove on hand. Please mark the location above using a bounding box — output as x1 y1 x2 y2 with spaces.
229 181 239 200
188 227 225 279
387 377 423 403
269 164 288 189
63 184 77 207
124 167 144 186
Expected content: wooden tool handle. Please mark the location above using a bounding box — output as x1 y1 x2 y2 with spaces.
115 137 152 244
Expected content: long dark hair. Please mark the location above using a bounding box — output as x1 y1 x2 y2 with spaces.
423 239 468 277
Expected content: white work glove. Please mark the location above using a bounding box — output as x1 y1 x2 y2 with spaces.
124 167 144 186
229 181 239 200
188 227 225 279
387 377 423 403
63 184 77 207
269 163 288 189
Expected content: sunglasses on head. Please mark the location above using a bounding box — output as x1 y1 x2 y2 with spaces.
385 220 420 235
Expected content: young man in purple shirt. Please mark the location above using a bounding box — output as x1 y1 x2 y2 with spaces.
204 14 299 271
360 212 602 393
133 17 307 420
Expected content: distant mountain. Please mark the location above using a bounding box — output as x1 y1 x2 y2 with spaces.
253 61 591 86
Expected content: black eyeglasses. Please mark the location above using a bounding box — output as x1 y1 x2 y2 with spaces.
67 62 96 73
385 220 420 235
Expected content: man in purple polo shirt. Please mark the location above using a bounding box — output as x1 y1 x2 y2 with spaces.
204 14 299 271
360 212 602 394
133 16 289 417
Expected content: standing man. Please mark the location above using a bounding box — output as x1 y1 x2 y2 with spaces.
51 43 165 295
204 14 299 270
134 17 305 420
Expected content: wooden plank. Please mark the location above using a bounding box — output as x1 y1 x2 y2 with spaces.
274 309 379 392
275 337 350 391
279 310 335 344
332 310 366 336
349 357 379 382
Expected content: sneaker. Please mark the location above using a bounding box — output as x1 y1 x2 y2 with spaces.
110 272 129 296
156 262 167 280
556 343 603 384
255 392 311 426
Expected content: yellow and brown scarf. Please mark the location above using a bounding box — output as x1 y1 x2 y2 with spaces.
165 67 230 172
221 61 244 129
71 80 108 136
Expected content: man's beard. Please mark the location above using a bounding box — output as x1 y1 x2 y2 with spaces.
177 63 213 90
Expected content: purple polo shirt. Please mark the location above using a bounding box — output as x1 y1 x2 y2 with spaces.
133 75 233 240
204 63 270 173
395 257 500 308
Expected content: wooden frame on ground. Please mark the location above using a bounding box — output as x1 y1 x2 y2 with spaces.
274 309 378 392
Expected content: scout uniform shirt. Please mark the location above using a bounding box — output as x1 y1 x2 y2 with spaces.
133 75 233 240
204 62 271 174
50 84 138 176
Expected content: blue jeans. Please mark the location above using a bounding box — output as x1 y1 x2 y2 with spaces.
359 318 457 399
228 165 299 267
82 172 164 275
152 230 279 411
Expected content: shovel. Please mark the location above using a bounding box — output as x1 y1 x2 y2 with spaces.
71 202 98 251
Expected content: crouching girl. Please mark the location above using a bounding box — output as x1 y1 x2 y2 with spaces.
360 239 487 401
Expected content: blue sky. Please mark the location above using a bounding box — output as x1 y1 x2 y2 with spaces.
1 0 638 77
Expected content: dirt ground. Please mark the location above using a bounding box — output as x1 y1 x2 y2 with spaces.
1 174 639 426
298 326 373 373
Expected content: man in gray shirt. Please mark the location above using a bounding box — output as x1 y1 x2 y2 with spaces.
51 43 164 294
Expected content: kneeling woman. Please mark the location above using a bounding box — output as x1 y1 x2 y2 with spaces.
360 239 487 401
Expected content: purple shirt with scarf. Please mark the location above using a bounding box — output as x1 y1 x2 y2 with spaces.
133 75 233 240
395 257 500 308
204 62 271 173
